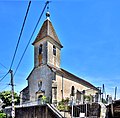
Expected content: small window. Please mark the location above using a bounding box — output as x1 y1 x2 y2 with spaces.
71 86 75 96
39 44 42 55
53 45 56 56
52 72 56 80
38 81 42 91
53 88 57 99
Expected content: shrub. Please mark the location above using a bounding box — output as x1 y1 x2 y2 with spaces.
0 113 6 118
84 95 91 101
57 98 70 111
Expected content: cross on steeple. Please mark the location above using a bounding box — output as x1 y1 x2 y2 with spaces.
46 1 50 20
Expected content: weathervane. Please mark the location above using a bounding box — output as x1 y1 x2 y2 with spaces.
46 1 50 20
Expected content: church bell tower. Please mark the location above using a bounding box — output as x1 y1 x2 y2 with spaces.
32 11 63 68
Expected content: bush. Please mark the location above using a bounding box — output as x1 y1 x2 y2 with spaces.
57 98 70 111
0 91 20 108
0 113 6 118
84 95 91 101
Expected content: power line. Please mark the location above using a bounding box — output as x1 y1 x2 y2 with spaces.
0 62 8 70
0 85 9 91
14 1 49 76
0 71 9 83
10 1 31 70
0 2 31 84
0 82 10 85
0 72 7 75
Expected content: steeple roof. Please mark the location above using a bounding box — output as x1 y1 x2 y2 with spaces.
32 13 63 47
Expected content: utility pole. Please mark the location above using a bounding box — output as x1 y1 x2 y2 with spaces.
102 84 104 103
114 87 117 100
9 69 15 118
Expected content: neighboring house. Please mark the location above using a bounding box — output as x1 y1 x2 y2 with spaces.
20 12 99 105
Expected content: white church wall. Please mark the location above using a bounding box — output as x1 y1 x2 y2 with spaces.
28 65 54 102
56 73 98 102
47 41 61 68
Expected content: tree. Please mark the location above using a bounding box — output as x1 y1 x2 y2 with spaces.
0 91 20 108
0 111 6 118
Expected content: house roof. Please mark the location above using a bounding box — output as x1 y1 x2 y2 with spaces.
60 68 98 91
47 64 98 91
32 18 62 47
26 67 35 80
24 65 98 94
20 86 28 93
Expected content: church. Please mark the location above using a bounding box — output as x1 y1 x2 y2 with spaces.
20 11 99 105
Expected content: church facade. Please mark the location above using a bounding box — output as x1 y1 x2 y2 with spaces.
20 12 99 105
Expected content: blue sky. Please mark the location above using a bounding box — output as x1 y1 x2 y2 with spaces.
0 0 120 99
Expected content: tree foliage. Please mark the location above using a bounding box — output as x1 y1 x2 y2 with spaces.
0 112 6 118
57 98 70 111
0 91 20 108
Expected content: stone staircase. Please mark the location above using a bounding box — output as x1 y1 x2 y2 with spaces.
47 104 64 118
48 104 72 118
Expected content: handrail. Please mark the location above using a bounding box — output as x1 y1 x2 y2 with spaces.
47 104 63 118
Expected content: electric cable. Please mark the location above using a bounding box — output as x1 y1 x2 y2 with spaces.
14 1 49 76
9 1 31 70
0 62 8 70
0 71 9 82
0 2 31 84
0 85 9 91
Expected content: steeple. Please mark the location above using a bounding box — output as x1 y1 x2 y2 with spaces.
32 11 63 48
33 11 63 68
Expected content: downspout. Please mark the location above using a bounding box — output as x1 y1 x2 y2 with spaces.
62 75 64 100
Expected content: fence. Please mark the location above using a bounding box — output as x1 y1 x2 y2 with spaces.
53 99 101 118
106 100 120 118
70 103 101 117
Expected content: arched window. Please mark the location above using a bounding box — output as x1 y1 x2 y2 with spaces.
53 45 56 56
38 44 42 65
38 81 42 91
71 86 75 96
39 44 42 55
